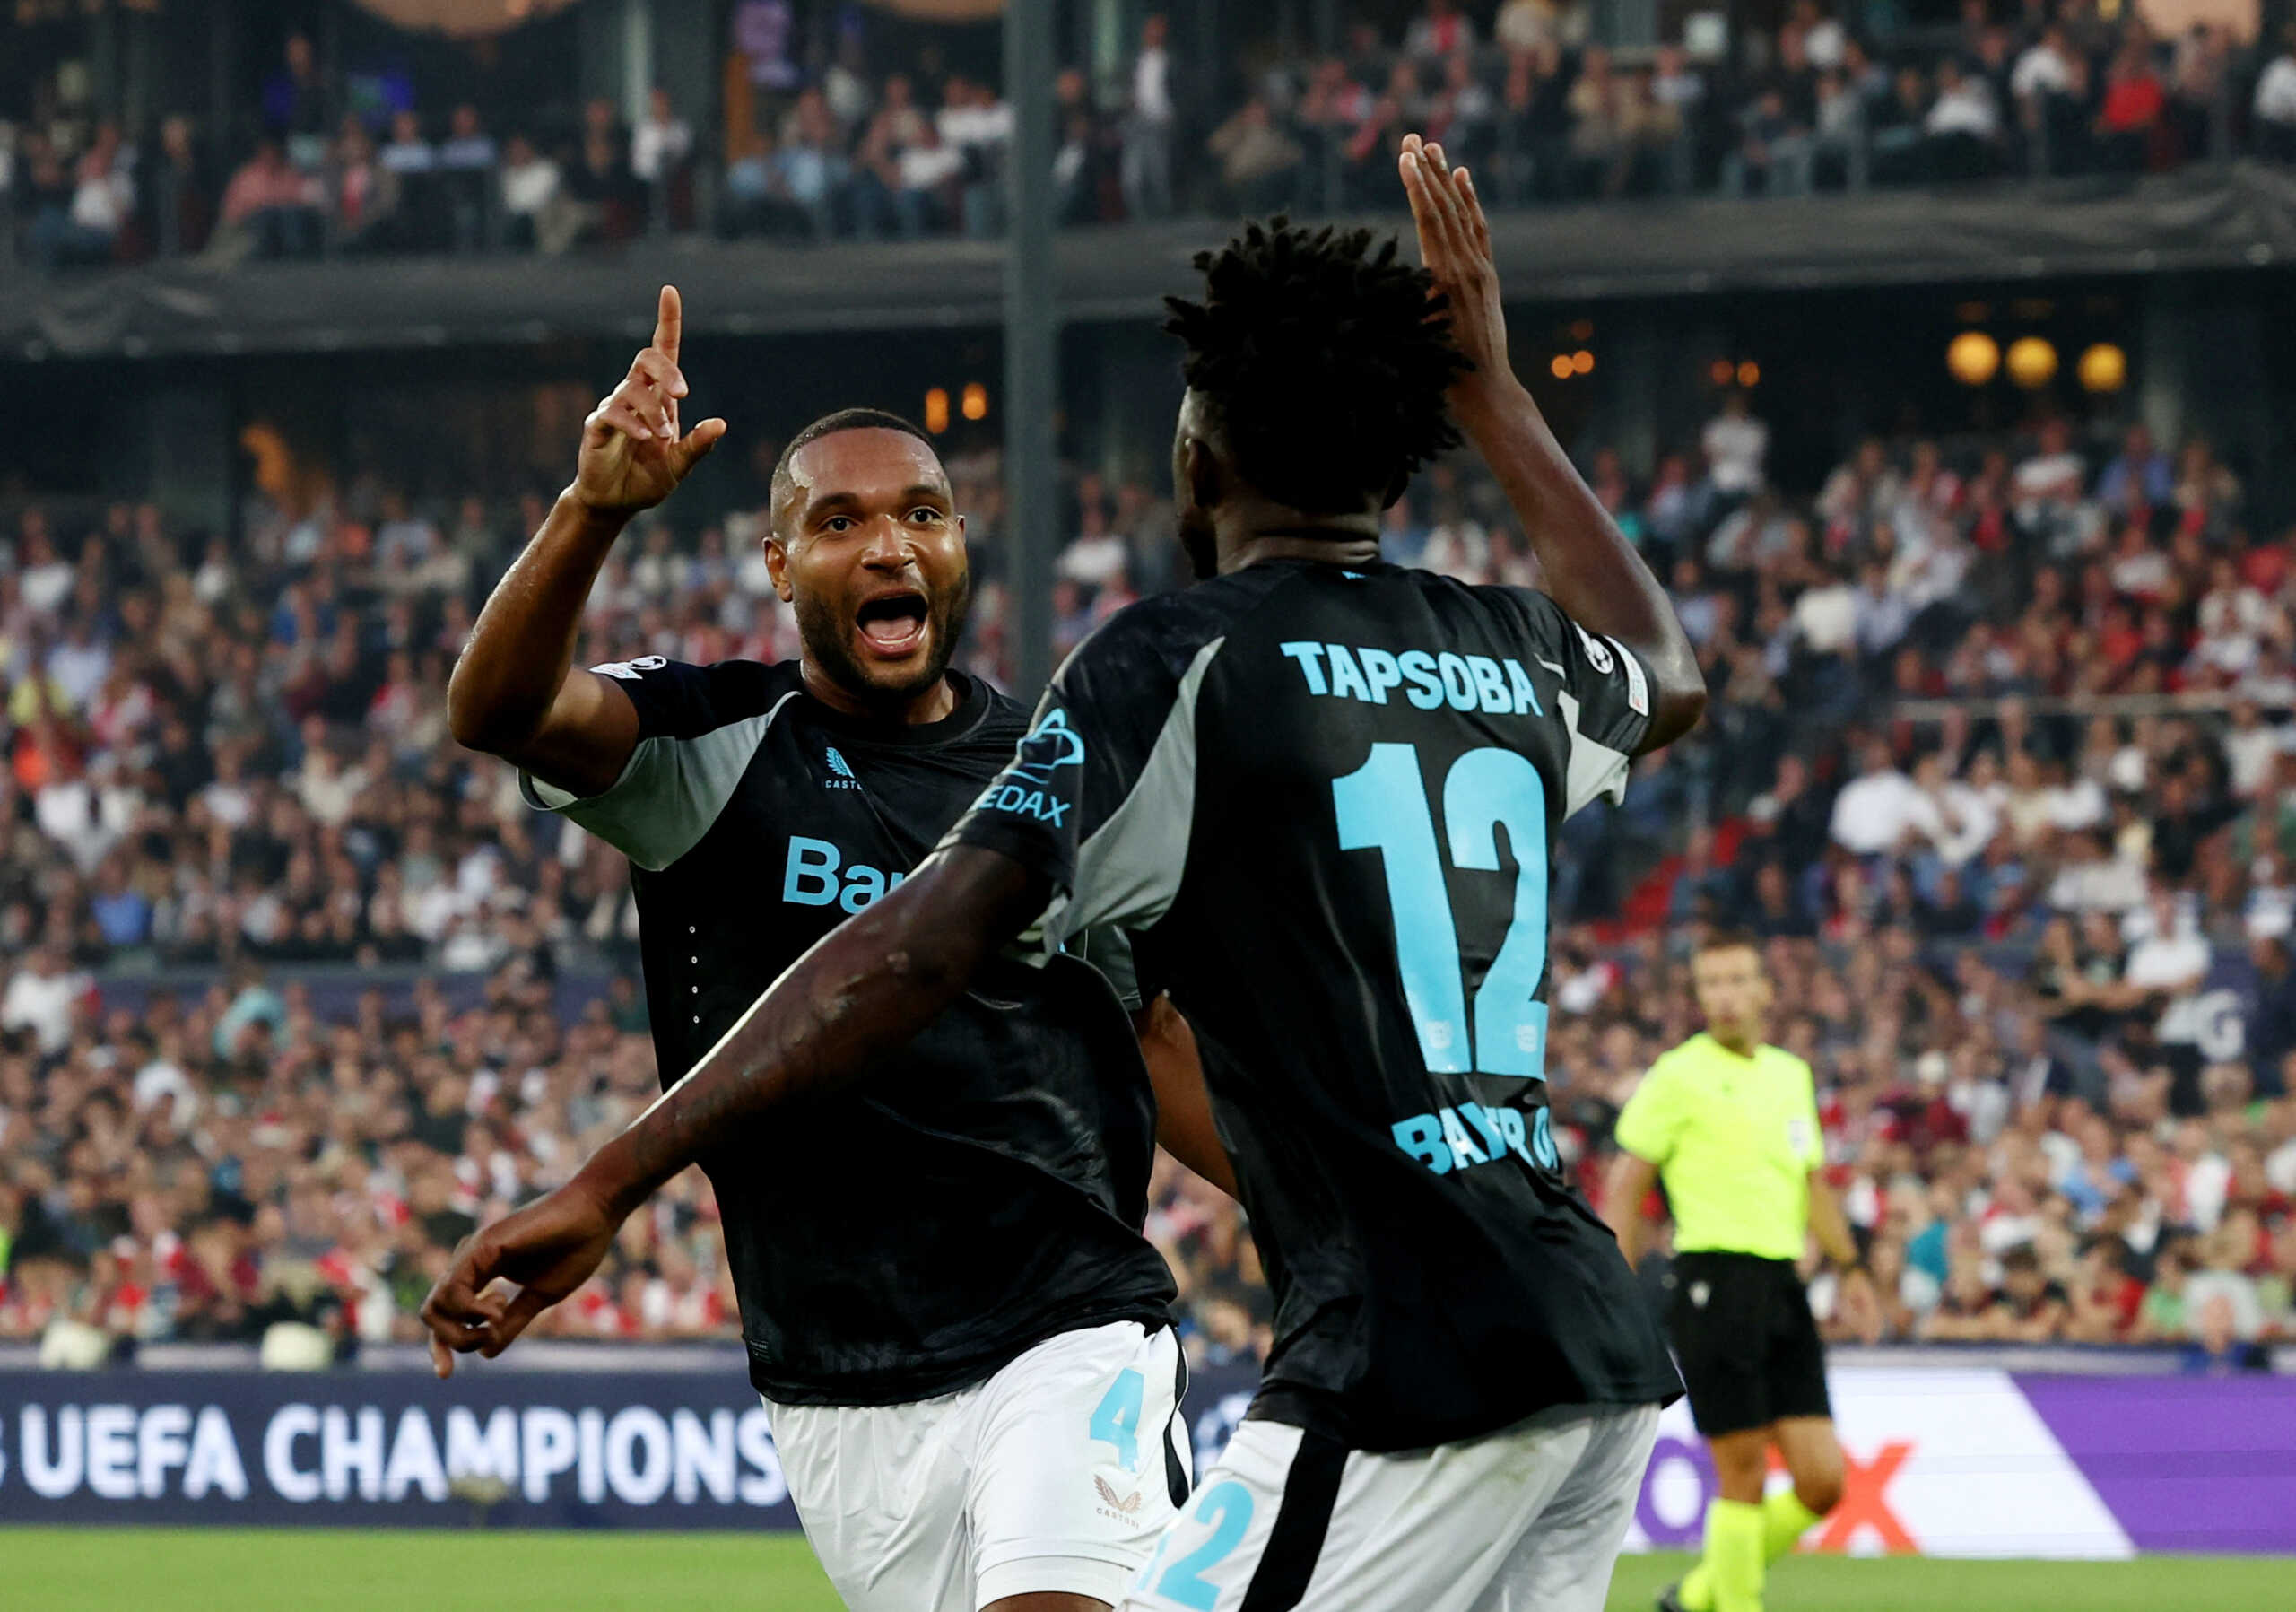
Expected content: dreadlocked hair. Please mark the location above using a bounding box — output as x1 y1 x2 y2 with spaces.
1162 217 1471 515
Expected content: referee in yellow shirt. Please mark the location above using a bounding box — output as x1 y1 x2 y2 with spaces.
1605 931 1874 1612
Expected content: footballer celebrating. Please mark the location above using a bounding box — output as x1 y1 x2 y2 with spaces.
1606 932 1875 1612
440 288 1228 1612
425 144 1702 1611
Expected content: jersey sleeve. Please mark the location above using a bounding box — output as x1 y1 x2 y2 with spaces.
1506 589 1657 819
1612 1059 1683 1167
519 657 796 872
944 601 1223 957
1069 925 1148 1014
1795 1054 1824 1170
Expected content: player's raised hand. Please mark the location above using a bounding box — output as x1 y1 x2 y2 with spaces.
1398 133 1511 403
419 1179 622 1377
574 284 728 516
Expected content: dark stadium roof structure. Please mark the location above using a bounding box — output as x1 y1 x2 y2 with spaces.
9 165 2296 360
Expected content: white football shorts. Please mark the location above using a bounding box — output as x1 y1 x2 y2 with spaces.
768 1320 1191 1610
1118 1399 1660 1612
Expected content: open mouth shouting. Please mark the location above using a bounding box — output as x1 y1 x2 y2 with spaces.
854 588 932 660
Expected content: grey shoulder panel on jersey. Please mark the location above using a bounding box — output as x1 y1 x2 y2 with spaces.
1047 636 1225 947
1556 688 1632 821
519 690 800 871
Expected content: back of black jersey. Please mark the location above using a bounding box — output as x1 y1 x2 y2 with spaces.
952 560 1681 1451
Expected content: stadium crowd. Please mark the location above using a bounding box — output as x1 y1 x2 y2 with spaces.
7 2 2296 267
4 382 2296 1368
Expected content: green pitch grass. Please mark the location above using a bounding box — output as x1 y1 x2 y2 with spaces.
2 1529 2286 1610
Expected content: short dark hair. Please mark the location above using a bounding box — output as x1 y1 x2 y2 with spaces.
1162 218 1470 515
770 408 938 531
1695 928 1764 960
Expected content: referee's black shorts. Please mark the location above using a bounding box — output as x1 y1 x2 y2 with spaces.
1666 1250 1832 1438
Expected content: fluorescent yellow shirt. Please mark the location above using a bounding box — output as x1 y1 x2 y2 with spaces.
1613 1033 1822 1262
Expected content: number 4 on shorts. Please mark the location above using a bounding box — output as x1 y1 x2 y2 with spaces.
1089 1367 1145 1471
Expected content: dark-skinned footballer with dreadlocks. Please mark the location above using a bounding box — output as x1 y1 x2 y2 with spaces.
426 140 1705 1611
442 285 1240 1612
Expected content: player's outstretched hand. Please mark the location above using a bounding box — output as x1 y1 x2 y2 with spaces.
574 284 728 516
1397 133 1511 404
419 1179 622 1377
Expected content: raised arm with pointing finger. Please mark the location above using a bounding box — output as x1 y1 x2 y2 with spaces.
448 284 726 794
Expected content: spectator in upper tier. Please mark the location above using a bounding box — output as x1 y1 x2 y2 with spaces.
1207 94 1304 213
2013 22 2077 109
1053 65 1118 224
1123 13 1178 218
437 105 498 252
1812 68 1866 188
631 86 694 231
1495 0 1585 51
2095 37 2167 173
260 32 332 169
332 118 401 255
1723 85 1813 197
562 96 639 241
144 115 215 257
215 139 326 261
30 123 131 267
1568 47 1647 199
2169 24 2231 163
1925 57 2003 180
1650 44 1705 192
1797 0 1848 70
1405 0 1478 63
936 75 1013 238
380 109 436 179
1428 48 1499 170
2257 26 2296 163
1868 65 1933 184
850 72 929 236
776 89 851 239
498 134 565 252
892 117 963 239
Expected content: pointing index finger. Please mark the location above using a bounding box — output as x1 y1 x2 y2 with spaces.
653 285 682 364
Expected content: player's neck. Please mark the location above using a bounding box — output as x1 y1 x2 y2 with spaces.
1212 495 1382 575
1219 525 1382 574
1708 1027 1762 1059
800 658 957 727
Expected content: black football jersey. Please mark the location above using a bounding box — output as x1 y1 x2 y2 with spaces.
524 660 1174 1406
949 559 1683 1452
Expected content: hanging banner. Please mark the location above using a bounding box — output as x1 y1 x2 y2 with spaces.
3 1364 2291 1554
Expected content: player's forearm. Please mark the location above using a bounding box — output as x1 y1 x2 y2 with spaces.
572 846 1048 1219
1137 998 1240 1198
1610 1214 1645 1269
1806 1173 1860 1268
1452 378 1706 748
448 491 629 754
1603 1153 1656 1267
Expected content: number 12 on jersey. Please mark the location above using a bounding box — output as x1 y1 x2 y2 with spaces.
1334 743 1549 1078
